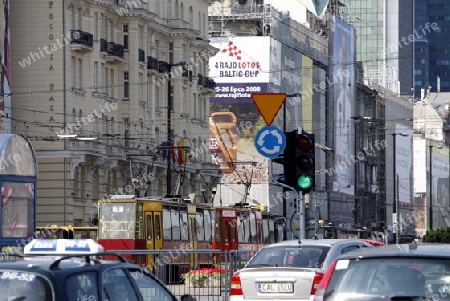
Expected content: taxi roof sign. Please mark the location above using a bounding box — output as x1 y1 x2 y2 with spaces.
251 93 287 126
24 239 104 256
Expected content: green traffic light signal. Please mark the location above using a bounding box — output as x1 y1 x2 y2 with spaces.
298 174 313 190
296 133 315 193
282 131 315 193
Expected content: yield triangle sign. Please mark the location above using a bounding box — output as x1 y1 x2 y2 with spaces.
251 93 287 126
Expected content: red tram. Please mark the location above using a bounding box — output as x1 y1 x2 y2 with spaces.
96 196 284 282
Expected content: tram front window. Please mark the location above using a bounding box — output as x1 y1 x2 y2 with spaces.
99 203 136 239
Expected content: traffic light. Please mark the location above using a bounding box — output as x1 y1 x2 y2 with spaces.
283 130 315 193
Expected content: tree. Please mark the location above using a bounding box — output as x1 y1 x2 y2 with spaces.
421 228 450 243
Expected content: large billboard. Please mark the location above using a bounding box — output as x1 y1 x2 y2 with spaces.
395 124 414 204
209 37 271 188
414 138 427 194
0 0 10 133
429 143 450 227
331 16 356 195
270 39 303 132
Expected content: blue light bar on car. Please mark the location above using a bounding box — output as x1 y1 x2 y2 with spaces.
24 239 104 256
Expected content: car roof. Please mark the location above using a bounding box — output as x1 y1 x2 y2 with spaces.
0 257 136 271
337 243 450 260
264 238 367 248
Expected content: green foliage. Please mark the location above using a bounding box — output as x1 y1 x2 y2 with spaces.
422 228 450 243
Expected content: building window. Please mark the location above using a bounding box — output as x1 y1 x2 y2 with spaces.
94 12 99 40
103 65 107 94
193 94 197 118
168 43 173 64
138 73 143 102
71 6 76 29
123 118 130 147
78 59 82 89
138 25 143 49
105 66 109 96
100 63 105 93
72 56 77 88
110 69 115 98
181 44 186 61
71 6 82 30
123 71 129 100
147 78 153 109
123 24 128 50
203 98 206 119
109 20 114 42
103 16 109 40
155 40 160 57
77 7 82 30
155 84 160 110
94 61 98 91
167 0 172 19
182 87 187 113
100 13 105 40
188 7 193 29
192 52 197 75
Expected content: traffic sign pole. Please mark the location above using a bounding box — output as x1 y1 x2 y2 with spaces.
269 158 306 240
252 93 305 240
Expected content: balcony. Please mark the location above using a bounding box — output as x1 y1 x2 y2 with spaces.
198 74 216 92
147 56 159 74
138 49 145 63
166 19 190 30
70 30 93 52
100 39 125 63
158 60 170 73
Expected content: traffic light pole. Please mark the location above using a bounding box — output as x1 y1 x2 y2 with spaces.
269 161 306 240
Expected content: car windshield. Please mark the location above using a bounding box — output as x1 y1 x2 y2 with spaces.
0 270 53 301
246 245 330 268
324 258 450 301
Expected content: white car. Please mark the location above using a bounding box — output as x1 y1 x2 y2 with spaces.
229 239 371 301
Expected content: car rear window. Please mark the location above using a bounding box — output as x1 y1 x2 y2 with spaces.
0 270 53 301
246 245 330 268
324 258 450 300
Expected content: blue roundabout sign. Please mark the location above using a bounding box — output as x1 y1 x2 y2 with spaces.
254 126 286 158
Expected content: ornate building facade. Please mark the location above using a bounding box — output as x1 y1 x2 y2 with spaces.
11 0 219 226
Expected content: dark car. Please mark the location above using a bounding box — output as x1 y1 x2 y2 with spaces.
229 238 371 301
314 243 450 301
0 238 194 301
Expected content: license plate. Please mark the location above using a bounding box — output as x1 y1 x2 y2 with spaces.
257 282 294 293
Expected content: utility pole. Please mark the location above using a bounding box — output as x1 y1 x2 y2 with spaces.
165 61 189 196
166 65 173 196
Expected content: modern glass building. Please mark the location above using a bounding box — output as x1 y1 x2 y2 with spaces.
414 0 450 95
340 0 414 96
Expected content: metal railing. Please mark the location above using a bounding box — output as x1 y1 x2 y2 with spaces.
70 30 94 47
109 249 258 301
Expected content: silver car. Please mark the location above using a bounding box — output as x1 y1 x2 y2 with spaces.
229 239 371 301
314 243 450 301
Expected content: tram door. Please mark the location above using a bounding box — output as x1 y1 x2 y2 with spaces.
222 215 238 251
145 211 163 271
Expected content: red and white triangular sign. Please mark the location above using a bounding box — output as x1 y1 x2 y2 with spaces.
251 93 287 126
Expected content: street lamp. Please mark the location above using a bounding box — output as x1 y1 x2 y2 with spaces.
429 143 443 230
166 61 190 196
392 132 409 244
